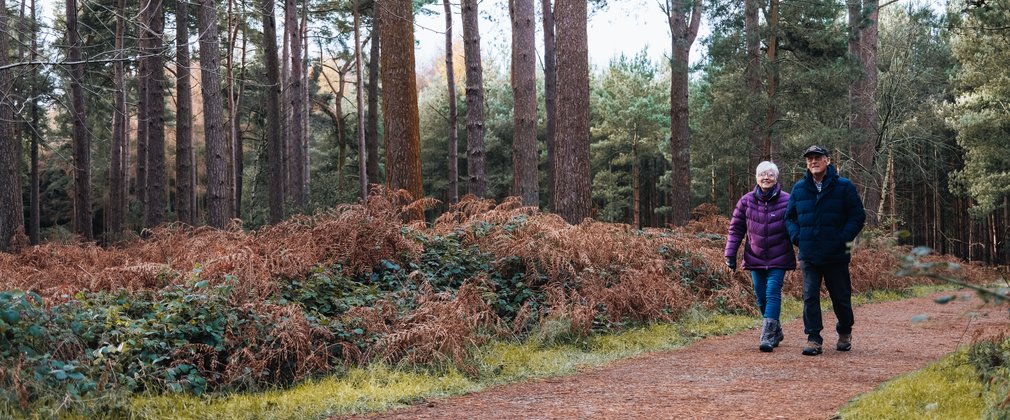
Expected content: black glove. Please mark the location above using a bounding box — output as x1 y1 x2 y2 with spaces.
725 257 736 271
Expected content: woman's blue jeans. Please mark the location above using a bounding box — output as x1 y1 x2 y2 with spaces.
751 268 786 319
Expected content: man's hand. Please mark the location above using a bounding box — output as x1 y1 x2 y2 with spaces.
725 257 736 272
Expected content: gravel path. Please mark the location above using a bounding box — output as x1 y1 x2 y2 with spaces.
365 290 1008 419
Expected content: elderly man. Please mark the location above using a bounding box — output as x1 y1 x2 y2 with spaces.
785 145 866 356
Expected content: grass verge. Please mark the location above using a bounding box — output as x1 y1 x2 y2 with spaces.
126 284 961 419
837 349 999 419
129 308 759 419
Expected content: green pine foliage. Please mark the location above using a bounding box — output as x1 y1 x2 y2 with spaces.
948 1 1010 218
590 50 668 223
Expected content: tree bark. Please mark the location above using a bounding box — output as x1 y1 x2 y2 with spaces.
553 0 591 224
176 0 196 226
262 0 285 224
198 0 231 228
662 0 702 227
226 0 247 219
66 0 92 240
136 0 149 219
0 2 24 250
355 1 369 201
365 26 381 184
285 0 306 209
764 0 780 165
28 0 40 244
319 62 352 193
461 0 487 197
848 0 880 226
744 0 763 170
444 0 460 204
632 134 640 228
379 0 424 208
301 4 311 196
511 0 539 206
144 0 166 228
541 0 557 207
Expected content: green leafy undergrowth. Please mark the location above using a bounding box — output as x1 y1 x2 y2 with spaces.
276 231 546 324
127 307 762 419
0 280 341 417
967 335 1010 418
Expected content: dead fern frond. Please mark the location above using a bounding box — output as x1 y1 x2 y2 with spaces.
370 279 502 367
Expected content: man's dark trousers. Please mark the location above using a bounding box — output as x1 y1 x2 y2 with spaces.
801 261 854 344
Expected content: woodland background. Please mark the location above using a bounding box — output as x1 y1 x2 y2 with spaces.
0 0 1008 264
1 0 1009 415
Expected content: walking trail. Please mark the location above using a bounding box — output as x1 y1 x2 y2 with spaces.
366 290 1008 419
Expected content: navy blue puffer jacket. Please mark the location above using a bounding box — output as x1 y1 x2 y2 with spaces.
785 165 866 264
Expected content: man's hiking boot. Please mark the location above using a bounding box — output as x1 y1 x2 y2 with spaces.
837 334 852 351
773 325 784 347
801 340 823 356
759 318 778 352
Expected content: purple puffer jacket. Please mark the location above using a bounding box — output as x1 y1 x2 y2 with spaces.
724 184 797 270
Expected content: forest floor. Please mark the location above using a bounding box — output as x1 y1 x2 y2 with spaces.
355 289 1008 420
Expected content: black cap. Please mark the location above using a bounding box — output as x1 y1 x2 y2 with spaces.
803 145 829 157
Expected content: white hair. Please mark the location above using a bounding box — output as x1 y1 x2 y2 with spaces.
755 161 779 177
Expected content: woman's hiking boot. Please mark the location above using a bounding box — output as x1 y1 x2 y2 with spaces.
773 325 784 347
759 318 778 352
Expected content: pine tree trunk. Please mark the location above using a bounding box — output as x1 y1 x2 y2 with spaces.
176 0 196 226
29 0 41 244
365 27 381 184
0 3 24 250
337 69 348 193
355 2 369 201
198 0 231 228
511 0 539 206
541 0 557 207
262 0 284 223
226 0 246 220
379 0 424 209
285 0 306 208
848 0 880 226
301 6 311 197
443 0 459 204
461 0 487 197
744 0 763 169
553 0 591 224
663 0 701 227
66 0 92 239
764 0 780 164
144 0 166 228
319 65 351 195
136 0 149 219
632 136 640 229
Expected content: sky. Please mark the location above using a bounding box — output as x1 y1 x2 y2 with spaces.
34 0 947 72
412 0 950 72
413 0 682 70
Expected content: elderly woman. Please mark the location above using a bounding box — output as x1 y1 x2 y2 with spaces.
724 161 797 352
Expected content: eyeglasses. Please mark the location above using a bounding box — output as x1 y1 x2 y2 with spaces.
805 155 827 163
757 172 777 178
